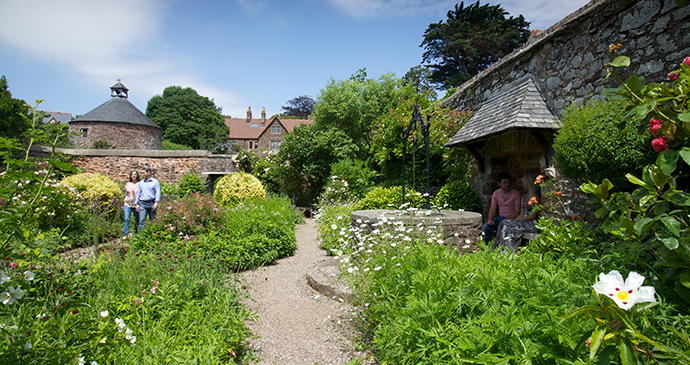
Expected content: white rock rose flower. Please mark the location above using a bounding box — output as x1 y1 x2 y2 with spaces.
592 270 656 310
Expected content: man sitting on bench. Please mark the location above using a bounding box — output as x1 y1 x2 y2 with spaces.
482 172 521 244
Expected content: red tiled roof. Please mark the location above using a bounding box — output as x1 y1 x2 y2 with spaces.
224 116 313 140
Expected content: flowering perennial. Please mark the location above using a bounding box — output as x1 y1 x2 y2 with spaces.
592 270 656 310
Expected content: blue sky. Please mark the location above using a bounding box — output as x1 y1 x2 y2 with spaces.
0 0 590 119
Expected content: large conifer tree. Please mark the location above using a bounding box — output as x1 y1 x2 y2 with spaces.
421 1 530 89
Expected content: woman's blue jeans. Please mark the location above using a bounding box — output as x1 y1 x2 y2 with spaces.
123 206 139 236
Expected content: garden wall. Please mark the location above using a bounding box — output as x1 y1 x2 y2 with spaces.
30 147 238 185
442 0 690 115
442 0 690 217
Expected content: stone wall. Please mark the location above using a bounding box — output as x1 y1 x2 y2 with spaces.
443 0 690 217
443 0 690 116
69 121 162 150
31 147 237 185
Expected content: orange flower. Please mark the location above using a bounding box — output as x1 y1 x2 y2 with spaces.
556 191 562 196
534 175 544 184
528 196 538 205
571 214 581 220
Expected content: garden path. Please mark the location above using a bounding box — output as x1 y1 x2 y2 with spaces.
241 218 362 365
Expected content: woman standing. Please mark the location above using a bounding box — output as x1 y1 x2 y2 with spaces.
492 174 541 254
123 170 140 238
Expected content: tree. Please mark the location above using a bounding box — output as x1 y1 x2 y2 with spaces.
145 86 229 150
421 1 530 89
281 95 316 119
272 123 357 206
0 76 31 140
402 66 438 101
313 69 407 157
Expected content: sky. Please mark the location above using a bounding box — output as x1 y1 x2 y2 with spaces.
0 0 590 119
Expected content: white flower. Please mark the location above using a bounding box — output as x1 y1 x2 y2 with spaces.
99 337 106 343
129 336 136 344
2 286 24 305
78 356 85 365
331 224 338 230
0 271 9 284
91 361 99 365
115 318 126 331
373 266 382 271
23 270 34 281
24 341 32 350
100 310 108 318
592 270 656 310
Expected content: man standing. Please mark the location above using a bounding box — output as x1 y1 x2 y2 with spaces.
135 166 161 232
482 172 521 244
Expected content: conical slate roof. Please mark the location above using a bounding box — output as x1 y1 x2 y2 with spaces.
444 77 559 147
72 95 160 129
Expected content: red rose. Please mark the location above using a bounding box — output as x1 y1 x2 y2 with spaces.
668 72 679 81
682 57 690 67
649 119 662 138
652 136 669 152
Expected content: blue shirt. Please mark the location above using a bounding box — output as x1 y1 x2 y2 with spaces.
135 178 161 204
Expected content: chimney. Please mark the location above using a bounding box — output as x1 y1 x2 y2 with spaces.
246 107 252 123
261 107 266 126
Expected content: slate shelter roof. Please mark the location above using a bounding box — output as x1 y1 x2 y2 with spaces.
444 77 560 147
71 85 160 129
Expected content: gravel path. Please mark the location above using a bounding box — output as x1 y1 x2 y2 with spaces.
241 219 360 365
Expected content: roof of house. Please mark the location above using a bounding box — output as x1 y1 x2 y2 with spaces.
71 96 160 129
224 116 313 140
444 76 560 147
41 111 72 124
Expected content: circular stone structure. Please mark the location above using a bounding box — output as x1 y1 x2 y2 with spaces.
351 209 483 253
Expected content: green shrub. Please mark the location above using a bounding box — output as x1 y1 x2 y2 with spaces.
329 158 377 198
160 181 179 196
60 173 123 214
178 170 207 196
317 175 358 208
162 140 193 150
314 202 356 255
553 100 656 188
214 172 266 207
253 151 281 195
353 186 424 210
433 180 482 212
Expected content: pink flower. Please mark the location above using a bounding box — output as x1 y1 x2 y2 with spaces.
682 57 690 67
668 72 679 81
534 175 544 184
528 196 538 205
649 119 662 138
652 136 669 152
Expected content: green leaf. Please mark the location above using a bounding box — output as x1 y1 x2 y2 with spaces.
590 325 608 360
626 174 649 189
660 216 681 237
634 218 653 235
634 100 656 120
677 0 688 7
679 148 690 166
597 346 616 365
679 270 690 289
619 338 636 365
609 56 631 68
659 236 679 250
679 112 690 122
657 150 679 176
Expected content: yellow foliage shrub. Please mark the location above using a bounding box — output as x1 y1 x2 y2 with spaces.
214 172 266 207
60 173 123 212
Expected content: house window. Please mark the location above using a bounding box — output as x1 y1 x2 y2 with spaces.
80 128 89 138
272 126 281 133
230 141 237 147
271 141 281 150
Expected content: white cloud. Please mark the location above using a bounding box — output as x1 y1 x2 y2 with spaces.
0 0 243 115
499 0 590 30
326 0 457 18
237 0 266 13
327 0 589 29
